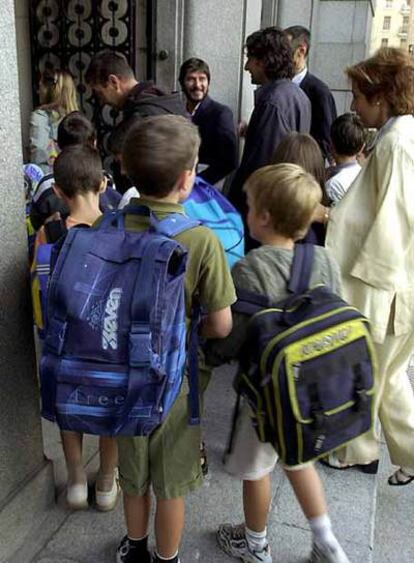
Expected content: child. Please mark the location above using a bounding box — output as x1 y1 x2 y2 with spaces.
271 132 327 245
116 114 236 563
325 113 366 205
35 145 119 511
208 164 350 563
29 111 121 231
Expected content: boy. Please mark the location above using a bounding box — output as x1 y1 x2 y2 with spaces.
116 115 236 563
29 111 120 231
209 164 350 563
325 113 366 205
33 145 119 510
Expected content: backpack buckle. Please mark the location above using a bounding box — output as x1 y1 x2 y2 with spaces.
129 325 151 367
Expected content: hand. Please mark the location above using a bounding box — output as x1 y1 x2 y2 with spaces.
44 211 61 224
238 120 248 138
313 204 330 224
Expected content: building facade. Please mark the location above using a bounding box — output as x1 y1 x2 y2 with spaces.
370 0 414 53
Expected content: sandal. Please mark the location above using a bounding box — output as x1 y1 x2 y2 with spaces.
200 441 209 476
388 467 414 486
320 453 379 474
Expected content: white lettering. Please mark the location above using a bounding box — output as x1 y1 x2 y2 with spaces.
102 288 122 351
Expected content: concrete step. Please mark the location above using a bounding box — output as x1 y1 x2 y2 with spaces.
16 364 380 563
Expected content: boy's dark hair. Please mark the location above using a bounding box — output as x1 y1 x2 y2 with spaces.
85 50 135 86
178 58 211 87
330 113 366 157
57 111 96 149
284 26 311 56
122 115 200 198
54 145 103 198
245 27 294 80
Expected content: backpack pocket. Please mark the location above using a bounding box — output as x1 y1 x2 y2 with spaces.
269 319 376 465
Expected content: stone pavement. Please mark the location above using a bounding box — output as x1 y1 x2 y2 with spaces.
8 364 414 563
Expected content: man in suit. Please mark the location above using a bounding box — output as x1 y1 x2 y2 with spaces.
227 27 311 250
285 26 337 162
179 58 238 185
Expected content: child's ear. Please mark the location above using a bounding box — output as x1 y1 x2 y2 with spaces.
259 209 272 228
53 183 64 200
98 175 108 194
177 168 195 200
358 142 366 157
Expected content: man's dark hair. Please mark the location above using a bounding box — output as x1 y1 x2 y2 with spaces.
85 50 135 86
284 26 311 56
57 111 96 149
178 58 211 87
54 145 103 198
245 27 294 80
122 115 200 198
330 113 366 157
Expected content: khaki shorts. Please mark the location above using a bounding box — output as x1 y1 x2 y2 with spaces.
118 393 203 500
224 401 311 480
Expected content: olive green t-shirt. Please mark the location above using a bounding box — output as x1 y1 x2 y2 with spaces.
124 197 237 320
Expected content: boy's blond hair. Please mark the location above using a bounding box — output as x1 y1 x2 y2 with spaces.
244 163 322 240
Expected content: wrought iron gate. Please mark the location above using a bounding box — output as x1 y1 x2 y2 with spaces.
29 0 136 167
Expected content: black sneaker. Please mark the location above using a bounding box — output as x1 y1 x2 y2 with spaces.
116 536 151 563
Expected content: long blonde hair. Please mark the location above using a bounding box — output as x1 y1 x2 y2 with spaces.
39 69 79 116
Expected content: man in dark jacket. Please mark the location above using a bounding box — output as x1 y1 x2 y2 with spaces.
179 58 238 185
285 26 337 162
86 51 188 191
228 27 311 248
85 51 188 139
86 51 187 122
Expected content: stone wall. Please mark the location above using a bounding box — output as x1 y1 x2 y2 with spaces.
0 0 54 559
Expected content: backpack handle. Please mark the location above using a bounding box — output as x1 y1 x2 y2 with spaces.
99 204 200 237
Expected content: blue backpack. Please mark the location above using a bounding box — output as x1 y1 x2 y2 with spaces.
40 205 201 436
183 176 244 268
230 244 377 467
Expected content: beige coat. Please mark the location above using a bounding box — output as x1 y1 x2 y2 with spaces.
326 115 414 343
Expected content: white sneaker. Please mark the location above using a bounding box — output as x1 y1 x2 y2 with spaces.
96 473 120 512
217 523 272 562
66 481 88 510
308 541 350 563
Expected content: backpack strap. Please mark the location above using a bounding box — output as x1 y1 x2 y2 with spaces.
155 213 200 237
232 288 274 316
187 303 201 426
288 243 314 294
106 205 201 237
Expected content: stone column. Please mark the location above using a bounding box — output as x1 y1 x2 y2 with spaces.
0 1 54 560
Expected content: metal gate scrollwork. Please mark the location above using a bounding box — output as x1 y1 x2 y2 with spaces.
30 0 136 167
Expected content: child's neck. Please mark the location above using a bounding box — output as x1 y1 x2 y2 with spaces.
334 154 357 166
67 192 101 225
258 232 295 249
141 193 181 205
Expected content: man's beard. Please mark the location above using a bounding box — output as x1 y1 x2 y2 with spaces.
185 88 208 103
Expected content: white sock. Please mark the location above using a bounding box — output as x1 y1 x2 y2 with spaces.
155 550 179 561
309 514 340 549
245 525 268 552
